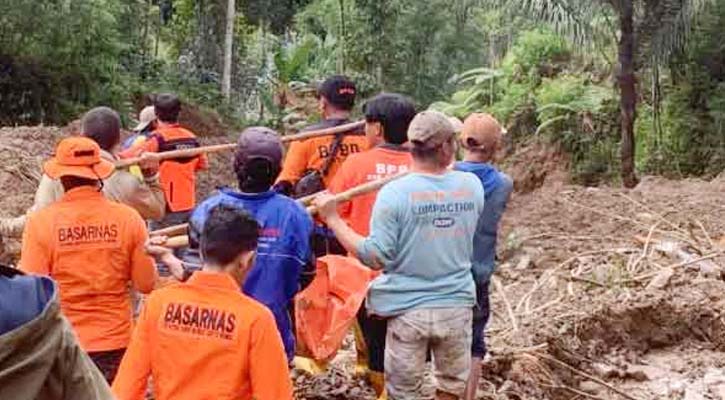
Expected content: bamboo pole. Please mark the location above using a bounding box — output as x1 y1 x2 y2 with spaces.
305 171 407 214
158 171 408 249
115 120 364 169
148 189 325 237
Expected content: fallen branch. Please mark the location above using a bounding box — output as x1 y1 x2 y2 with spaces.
515 248 637 313
532 352 642 400
694 219 715 249
629 220 661 273
667 251 722 269
492 276 519 333
540 383 607 400
561 197 698 248
116 120 365 168
617 192 688 236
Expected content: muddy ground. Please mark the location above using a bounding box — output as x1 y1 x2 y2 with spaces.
0 124 723 400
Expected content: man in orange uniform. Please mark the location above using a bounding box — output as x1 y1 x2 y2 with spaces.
112 204 293 400
328 93 416 399
275 75 370 257
122 93 207 228
275 75 369 198
20 137 157 383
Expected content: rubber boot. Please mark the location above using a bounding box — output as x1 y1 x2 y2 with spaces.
353 321 370 378
368 371 387 400
292 356 328 375
463 356 483 400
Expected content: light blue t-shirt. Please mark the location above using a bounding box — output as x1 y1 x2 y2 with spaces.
356 171 485 316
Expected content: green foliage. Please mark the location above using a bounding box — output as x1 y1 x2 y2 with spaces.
501 30 569 79
0 0 125 123
431 29 567 122
534 76 618 184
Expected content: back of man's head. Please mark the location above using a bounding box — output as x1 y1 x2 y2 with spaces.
408 111 457 167
233 127 283 193
81 107 121 151
201 204 260 267
363 93 416 145
154 93 181 123
318 75 356 112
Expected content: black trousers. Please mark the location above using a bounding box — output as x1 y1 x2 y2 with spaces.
89 348 126 384
357 305 387 373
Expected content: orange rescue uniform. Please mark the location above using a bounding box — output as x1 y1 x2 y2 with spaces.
112 271 293 400
328 145 412 236
277 120 369 187
20 186 157 352
121 124 207 212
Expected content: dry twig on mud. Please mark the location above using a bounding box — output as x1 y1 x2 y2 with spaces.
531 352 642 400
492 277 519 334
667 251 723 269
629 220 661 273
515 248 637 313
561 197 699 249
617 192 688 236
540 383 607 400
694 218 715 249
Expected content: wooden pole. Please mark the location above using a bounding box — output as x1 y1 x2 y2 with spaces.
149 188 325 237
115 120 364 169
159 171 408 248
306 171 407 214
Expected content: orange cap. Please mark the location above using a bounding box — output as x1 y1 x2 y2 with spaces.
43 137 115 180
460 113 504 151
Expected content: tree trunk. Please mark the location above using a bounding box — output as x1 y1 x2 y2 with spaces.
221 0 235 100
338 0 346 74
618 0 639 188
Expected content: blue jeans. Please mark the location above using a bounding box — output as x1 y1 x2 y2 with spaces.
471 281 490 358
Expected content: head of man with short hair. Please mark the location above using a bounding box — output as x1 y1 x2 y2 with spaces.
154 93 181 124
363 93 416 146
317 75 356 118
81 107 121 152
408 110 457 170
201 204 260 285
233 127 284 193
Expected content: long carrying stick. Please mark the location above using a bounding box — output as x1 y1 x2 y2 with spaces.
158 171 409 248
115 120 365 169
148 189 325 237
305 171 407 214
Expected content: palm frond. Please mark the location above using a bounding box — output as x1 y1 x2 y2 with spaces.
637 0 714 66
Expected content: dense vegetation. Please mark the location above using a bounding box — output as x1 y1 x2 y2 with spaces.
1 0 724 183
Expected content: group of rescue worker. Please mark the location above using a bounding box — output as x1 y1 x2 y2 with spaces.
0 75 512 400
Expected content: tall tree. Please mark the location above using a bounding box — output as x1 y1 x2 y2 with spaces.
496 0 710 187
222 0 236 99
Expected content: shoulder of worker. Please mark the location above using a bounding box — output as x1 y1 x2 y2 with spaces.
154 124 198 139
271 192 313 225
300 118 365 137
455 169 486 193
499 171 514 192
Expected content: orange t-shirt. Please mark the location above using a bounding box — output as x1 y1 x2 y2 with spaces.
328 145 412 236
277 120 369 188
112 271 293 400
20 186 157 352
121 124 208 212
